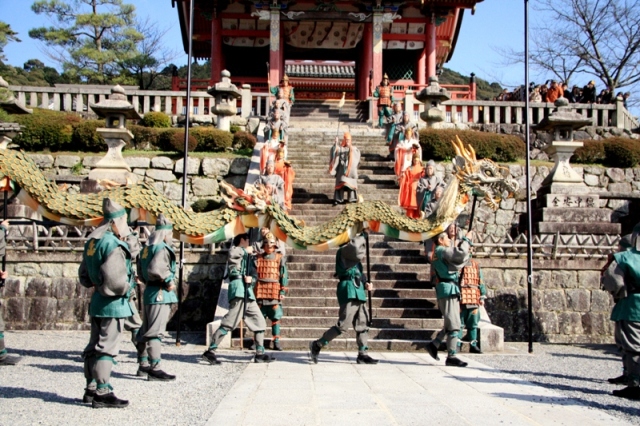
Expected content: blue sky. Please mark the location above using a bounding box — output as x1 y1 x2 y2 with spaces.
1 0 536 89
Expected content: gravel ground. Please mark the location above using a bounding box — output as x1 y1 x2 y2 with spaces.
481 342 640 425
0 331 247 426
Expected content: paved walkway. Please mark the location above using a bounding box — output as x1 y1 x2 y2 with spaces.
207 351 630 426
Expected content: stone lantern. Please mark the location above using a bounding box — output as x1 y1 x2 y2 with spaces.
533 97 619 235
207 70 241 132
415 76 451 128
0 76 32 149
88 85 141 185
537 97 592 192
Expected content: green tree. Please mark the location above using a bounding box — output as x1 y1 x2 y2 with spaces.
29 0 143 84
0 22 21 61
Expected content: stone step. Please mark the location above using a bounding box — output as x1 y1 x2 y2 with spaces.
283 306 441 319
278 316 442 329
254 327 439 340
287 254 425 264
282 279 432 289
283 296 435 309
230 337 436 352
288 288 435 299
286 263 428 274
287 270 431 281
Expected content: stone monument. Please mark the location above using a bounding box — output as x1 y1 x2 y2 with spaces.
208 70 241 132
534 97 620 235
415 76 451 128
87 85 141 185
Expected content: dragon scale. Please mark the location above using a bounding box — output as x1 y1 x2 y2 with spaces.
0 138 519 250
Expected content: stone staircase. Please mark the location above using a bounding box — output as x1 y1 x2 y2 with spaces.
289 100 368 123
233 129 444 351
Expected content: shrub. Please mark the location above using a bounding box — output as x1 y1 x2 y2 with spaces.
229 124 240 134
604 138 640 168
191 127 234 152
157 129 198 152
71 119 105 152
572 140 605 164
128 124 161 150
11 108 82 151
232 131 257 150
419 129 525 162
140 111 171 128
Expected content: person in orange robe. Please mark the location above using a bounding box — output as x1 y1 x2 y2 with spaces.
398 153 424 219
274 147 295 211
394 127 422 181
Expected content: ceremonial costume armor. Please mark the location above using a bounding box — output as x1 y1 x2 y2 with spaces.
373 74 394 130
458 259 486 352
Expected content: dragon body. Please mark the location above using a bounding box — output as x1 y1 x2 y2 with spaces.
0 138 518 250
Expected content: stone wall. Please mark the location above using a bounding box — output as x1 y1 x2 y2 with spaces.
27 153 251 204
1 251 227 332
479 259 612 344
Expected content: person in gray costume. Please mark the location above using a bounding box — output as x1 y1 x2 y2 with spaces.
135 214 177 381
0 220 21 366
255 159 285 210
309 233 378 364
78 198 136 408
416 160 445 212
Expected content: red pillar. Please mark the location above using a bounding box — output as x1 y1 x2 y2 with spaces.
269 10 282 87
372 13 383 95
211 18 223 83
426 18 437 80
417 44 426 86
359 23 373 100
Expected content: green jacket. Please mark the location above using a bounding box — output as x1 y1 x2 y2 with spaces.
610 250 640 322
335 249 367 305
140 242 178 305
432 239 472 299
83 231 135 318
227 246 256 303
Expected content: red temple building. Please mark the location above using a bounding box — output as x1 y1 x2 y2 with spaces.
172 0 483 100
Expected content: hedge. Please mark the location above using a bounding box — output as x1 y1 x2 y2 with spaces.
140 111 171 128
419 129 526 163
232 131 257 150
603 138 640 168
157 129 198 152
10 108 82 151
191 127 234 152
572 140 605 164
71 119 106 152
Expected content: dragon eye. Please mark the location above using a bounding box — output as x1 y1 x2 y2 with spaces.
485 170 493 177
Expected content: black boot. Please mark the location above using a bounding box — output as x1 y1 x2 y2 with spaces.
445 356 468 367
426 342 440 361
147 369 176 382
202 350 221 365
356 354 379 364
0 355 22 366
82 389 96 403
612 386 640 400
309 341 321 364
92 392 129 409
469 345 483 354
137 365 151 377
254 353 275 363
273 340 283 351
608 374 628 385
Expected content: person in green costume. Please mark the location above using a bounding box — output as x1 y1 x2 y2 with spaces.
135 214 177 381
602 232 640 400
424 230 473 367
309 233 378 364
372 73 394 132
457 258 486 354
202 233 274 364
0 220 21 366
78 198 136 408
254 232 288 351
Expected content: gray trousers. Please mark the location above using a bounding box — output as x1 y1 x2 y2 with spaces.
615 320 640 386
210 298 266 353
136 304 171 370
83 317 124 394
319 300 370 354
0 301 6 360
435 296 461 356
334 189 358 204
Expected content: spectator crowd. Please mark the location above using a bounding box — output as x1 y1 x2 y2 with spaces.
495 80 630 108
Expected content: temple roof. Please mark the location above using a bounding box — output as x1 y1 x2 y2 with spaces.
286 62 356 78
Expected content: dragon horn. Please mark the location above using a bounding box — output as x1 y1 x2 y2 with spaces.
452 137 463 157
455 135 475 164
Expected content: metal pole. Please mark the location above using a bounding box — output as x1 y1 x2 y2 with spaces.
176 0 195 346
1 190 7 286
524 0 535 353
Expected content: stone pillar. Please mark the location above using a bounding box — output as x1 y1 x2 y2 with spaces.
372 12 383 95
269 9 282 86
426 17 437 80
614 96 625 129
404 89 415 122
241 84 252 118
210 18 223 85
470 73 477 100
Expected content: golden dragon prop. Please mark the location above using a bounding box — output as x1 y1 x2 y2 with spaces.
0 138 519 251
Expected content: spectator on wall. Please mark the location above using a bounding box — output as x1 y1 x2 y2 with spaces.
581 81 597 104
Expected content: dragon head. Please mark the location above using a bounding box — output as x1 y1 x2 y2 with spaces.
451 136 520 211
